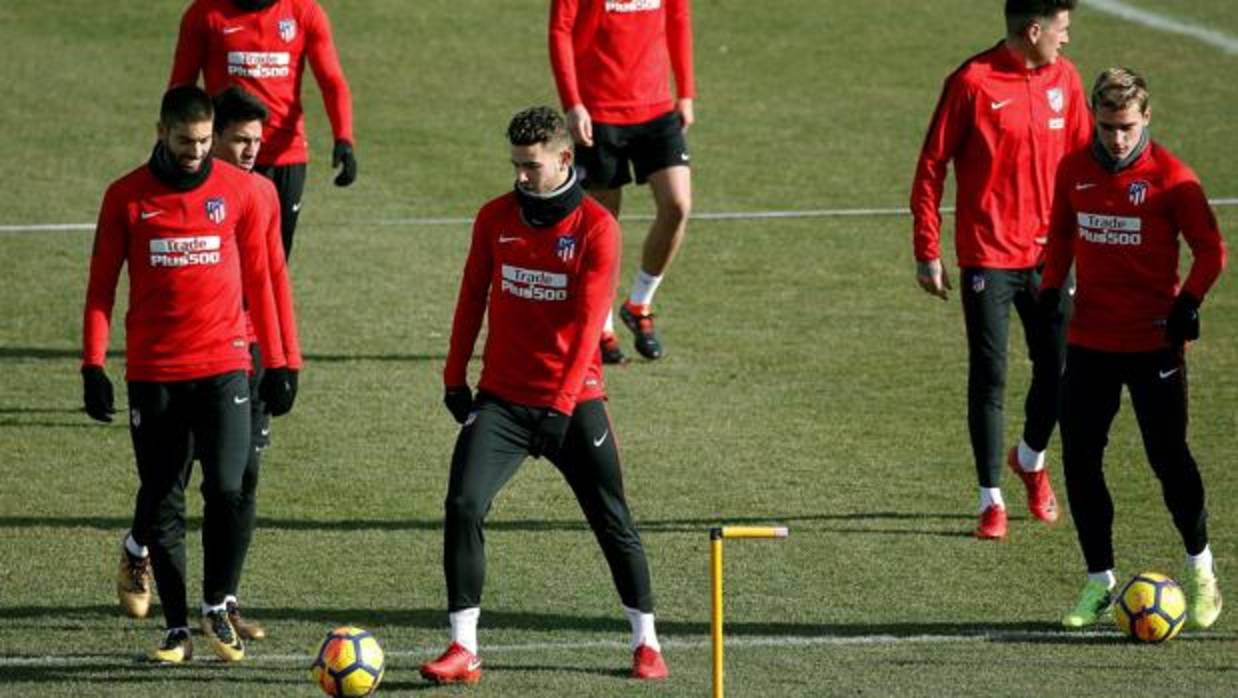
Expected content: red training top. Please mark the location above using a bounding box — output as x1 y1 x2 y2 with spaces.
245 174 302 368
444 193 619 415
1042 142 1227 352
83 159 288 382
170 0 354 167
911 42 1091 268
550 0 695 125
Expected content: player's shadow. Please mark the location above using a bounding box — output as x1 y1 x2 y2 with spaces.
2 658 311 688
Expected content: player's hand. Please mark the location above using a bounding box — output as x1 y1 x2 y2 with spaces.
1037 287 1062 322
528 408 570 460
1166 292 1201 345
916 259 951 301
444 386 473 425
332 140 357 187
676 98 695 132
81 365 115 423
566 105 593 147
259 367 297 416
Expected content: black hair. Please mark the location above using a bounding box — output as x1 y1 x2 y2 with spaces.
1005 0 1077 36
506 106 570 147
160 85 213 128
212 85 269 133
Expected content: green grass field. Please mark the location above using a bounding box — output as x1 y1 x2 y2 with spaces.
2 1 1237 695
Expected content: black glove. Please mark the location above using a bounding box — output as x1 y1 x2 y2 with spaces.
82 366 115 423
332 140 357 187
259 367 297 416
1037 287 1062 321
444 386 473 424
528 408 570 460
1166 293 1201 345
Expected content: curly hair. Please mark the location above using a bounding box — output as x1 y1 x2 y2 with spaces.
506 106 570 148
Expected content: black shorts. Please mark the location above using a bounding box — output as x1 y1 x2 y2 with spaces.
254 162 307 259
576 111 690 189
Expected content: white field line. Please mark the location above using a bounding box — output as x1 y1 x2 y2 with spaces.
3 199 1238 233
1087 0 1238 54
2 628 1234 667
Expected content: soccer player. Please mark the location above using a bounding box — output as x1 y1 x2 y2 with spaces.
113 85 301 645
420 107 668 684
549 0 695 363
1042 67 1226 629
170 0 357 258
909 0 1091 539
83 85 297 663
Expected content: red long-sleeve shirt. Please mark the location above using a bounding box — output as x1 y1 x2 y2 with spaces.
549 0 695 125
83 159 287 382
169 0 354 167
444 193 619 415
244 174 302 368
1042 142 1226 352
911 42 1091 268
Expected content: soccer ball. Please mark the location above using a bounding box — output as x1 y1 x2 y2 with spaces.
310 626 386 697
1114 572 1187 643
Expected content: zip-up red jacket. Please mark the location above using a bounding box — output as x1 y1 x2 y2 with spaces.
1042 142 1226 352
83 159 287 382
550 0 695 125
911 42 1091 268
444 193 618 415
170 0 353 167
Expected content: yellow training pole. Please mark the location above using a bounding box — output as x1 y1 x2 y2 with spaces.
710 529 725 698
711 525 789 698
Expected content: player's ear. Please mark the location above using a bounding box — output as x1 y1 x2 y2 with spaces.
156 121 167 143
558 147 573 172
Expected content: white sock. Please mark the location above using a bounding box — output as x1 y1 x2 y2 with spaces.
603 309 616 335
202 601 228 616
623 605 660 652
628 270 663 309
224 594 238 606
979 487 1004 512
1016 439 1046 472
1088 570 1117 589
450 607 480 655
1187 545 1214 574
123 533 149 559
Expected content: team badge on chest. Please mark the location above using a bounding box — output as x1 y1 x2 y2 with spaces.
1128 180 1149 206
278 18 297 43
205 197 227 224
556 235 576 262
1046 87 1064 113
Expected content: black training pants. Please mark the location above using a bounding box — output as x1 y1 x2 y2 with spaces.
960 267 1070 487
1060 345 1209 573
254 162 307 260
442 395 655 613
127 371 250 629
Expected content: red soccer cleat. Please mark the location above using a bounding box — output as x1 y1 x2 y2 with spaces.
631 644 668 680
1006 447 1059 523
975 505 1007 540
420 642 481 685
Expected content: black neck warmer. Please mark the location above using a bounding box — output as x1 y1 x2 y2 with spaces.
234 0 277 11
1090 128 1150 173
148 142 213 192
514 167 584 228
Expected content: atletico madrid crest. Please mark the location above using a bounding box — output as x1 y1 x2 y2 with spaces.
556 236 576 262
1046 87 1064 113
205 197 227 224
278 18 297 42
1128 180 1149 206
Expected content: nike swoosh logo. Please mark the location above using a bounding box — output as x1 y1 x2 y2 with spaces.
466 659 482 672
498 235 520 243
260 428 270 436
1159 368 1180 379
291 202 302 213
234 395 250 405
593 430 609 448
223 26 244 34
990 99 1013 110
140 210 163 220
1075 182 1097 191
